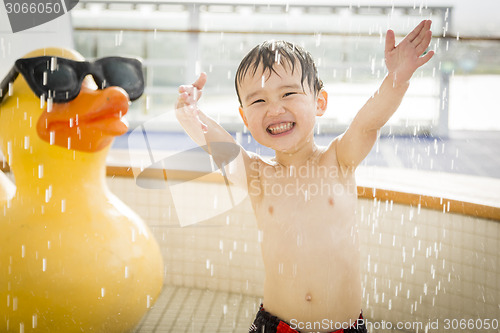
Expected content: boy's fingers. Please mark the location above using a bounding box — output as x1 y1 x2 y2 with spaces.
385 29 396 53
406 20 426 43
412 21 432 47
415 31 433 55
193 72 207 91
178 85 191 93
417 50 435 67
176 92 196 108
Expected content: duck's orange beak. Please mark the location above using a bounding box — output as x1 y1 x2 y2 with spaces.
36 86 129 152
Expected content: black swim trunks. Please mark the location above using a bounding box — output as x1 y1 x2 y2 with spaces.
249 304 367 333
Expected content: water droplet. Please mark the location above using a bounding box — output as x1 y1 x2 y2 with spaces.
32 314 37 328
8 82 14 97
45 186 51 203
49 131 55 145
101 287 105 297
47 98 53 113
315 33 321 47
214 195 219 209
42 71 48 86
124 266 129 279
35 164 43 179
42 258 47 272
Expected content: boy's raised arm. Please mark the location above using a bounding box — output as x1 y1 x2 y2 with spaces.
175 73 253 187
176 72 234 148
335 20 434 169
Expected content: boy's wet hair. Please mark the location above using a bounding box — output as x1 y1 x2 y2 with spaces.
235 40 324 106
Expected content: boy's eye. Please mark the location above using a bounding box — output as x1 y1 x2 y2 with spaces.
283 92 296 98
251 99 265 105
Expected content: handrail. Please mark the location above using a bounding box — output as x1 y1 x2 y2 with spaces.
73 26 500 42
2 163 499 221
109 165 500 221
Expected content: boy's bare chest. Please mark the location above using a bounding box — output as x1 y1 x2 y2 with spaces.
251 163 358 229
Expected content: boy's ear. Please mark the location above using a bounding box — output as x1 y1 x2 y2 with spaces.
239 106 249 127
316 89 328 117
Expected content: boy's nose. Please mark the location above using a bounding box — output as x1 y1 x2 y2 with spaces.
266 102 285 116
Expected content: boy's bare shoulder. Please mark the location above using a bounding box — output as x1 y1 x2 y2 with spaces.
321 135 342 163
245 151 275 174
321 135 356 175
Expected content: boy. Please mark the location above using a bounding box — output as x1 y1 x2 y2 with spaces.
175 20 434 333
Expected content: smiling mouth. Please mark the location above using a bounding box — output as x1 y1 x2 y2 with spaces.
267 122 295 135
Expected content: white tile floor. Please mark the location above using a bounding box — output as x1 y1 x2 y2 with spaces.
133 285 262 333
132 286 415 333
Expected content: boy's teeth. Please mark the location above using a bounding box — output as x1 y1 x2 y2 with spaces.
267 122 294 134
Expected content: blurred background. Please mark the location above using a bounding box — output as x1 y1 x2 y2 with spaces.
1 0 500 179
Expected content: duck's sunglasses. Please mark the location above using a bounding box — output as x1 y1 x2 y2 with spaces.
0 56 144 103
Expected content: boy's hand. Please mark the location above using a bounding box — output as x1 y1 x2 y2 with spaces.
385 20 434 86
175 72 208 132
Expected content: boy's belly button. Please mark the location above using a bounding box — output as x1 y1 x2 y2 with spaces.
305 293 312 301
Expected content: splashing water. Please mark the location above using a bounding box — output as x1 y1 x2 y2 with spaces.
32 314 37 329
45 185 52 203
49 131 55 145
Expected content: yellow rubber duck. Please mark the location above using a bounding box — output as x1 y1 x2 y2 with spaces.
0 47 164 332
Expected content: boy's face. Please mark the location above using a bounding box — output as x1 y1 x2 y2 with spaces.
238 62 327 153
